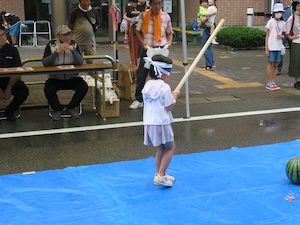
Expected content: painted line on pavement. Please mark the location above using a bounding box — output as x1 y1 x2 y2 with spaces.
121 45 263 88
1 107 300 139
172 59 263 89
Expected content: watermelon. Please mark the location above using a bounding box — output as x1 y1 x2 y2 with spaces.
286 157 300 184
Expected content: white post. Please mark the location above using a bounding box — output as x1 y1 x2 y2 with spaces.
247 7 254 27
180 0 190 118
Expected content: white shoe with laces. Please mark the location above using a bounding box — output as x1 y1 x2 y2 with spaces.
129 100 143 109
154 174 174 186
154 173 175 183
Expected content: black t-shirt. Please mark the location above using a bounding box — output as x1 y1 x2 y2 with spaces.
2 12 20 25
136 3 148 13
126 5 138 18
0 43 21 83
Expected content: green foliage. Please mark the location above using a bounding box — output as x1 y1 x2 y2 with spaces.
216 26 266 49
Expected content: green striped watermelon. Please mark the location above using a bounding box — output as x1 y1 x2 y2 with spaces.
286 157 300 184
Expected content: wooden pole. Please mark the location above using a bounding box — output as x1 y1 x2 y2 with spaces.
175 18 225 92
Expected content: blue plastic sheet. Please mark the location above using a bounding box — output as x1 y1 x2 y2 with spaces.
1 141 300 224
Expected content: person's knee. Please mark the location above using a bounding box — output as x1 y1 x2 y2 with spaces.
164 141 175 151
12 81 29 96
74 80 88 94
81 82 89 93
44 81 58 94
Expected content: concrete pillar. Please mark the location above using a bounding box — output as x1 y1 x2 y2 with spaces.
51 0 68 37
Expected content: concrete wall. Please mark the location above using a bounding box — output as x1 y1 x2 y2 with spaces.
0 0 25 20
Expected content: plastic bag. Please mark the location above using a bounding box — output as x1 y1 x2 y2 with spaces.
144 46 169 69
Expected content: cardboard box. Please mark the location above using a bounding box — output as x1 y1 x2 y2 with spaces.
97 98 120 118
96 89 120 118
117 64 138 100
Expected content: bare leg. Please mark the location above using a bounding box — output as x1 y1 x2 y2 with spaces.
271 62 278 84
11 36 17 45
156 141 175 177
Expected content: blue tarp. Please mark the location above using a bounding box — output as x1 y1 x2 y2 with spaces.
1 141 300 224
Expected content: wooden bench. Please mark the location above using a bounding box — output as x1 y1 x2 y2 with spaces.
172 27 202 45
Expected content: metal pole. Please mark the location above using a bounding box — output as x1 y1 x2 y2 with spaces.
109 2 119 81
180 0 190 119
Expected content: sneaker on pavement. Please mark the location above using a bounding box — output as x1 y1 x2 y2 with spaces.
154 173 175 183
154 174 173 187
294 82 300 89
67 108 80 119
52 110 62 121
266 83 272 90
129 100 143 109
266 83 280 90
270 83 280 90
4 112 16 121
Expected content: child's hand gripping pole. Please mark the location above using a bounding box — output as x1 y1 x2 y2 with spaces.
174 18 225 92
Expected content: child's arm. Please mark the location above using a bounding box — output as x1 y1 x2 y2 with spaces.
265 29 270 57
165 90 180 111
205 11 217 17
131 10 140 16
123 12 136 24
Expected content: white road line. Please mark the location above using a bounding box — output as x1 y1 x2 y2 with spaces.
1 107 300 139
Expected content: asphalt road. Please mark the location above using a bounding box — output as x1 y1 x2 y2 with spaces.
1 42 300 175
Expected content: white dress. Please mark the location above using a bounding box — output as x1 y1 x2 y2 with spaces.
142 79 176 147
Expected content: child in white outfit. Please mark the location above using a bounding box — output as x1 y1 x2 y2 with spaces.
142 55 180 187
265 3 286 91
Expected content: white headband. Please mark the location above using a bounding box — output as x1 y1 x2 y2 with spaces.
143 57 172 78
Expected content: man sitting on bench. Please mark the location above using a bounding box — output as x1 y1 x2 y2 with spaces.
0 25 29 121
42 25 88 121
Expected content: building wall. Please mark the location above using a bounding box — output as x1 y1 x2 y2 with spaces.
183 0 291 27
0 0 25 20
0 0 293 28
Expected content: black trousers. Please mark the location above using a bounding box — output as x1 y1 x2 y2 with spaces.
44 77 88 111
135 49 149 102
0 79 29 114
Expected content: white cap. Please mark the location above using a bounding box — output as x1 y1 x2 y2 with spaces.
55 25 72 35
272 3 285 12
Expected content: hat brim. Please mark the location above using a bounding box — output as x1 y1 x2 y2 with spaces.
272 10 285 12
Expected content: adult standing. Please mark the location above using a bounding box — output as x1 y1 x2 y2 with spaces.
278 0 293 74
124 0 140 66
0 11 21 47
42 25 88 120
200 0 217 70
0 26 29 121
124 0 149 66
129 0 173 109
67 0 100 64
286 0 300 89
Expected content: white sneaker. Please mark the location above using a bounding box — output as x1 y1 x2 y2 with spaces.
212 38 218 45
154 173 175 183
129 100 143 109
154 174 173 187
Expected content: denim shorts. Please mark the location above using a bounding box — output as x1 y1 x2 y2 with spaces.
9 21 21 36
268 51 281 63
